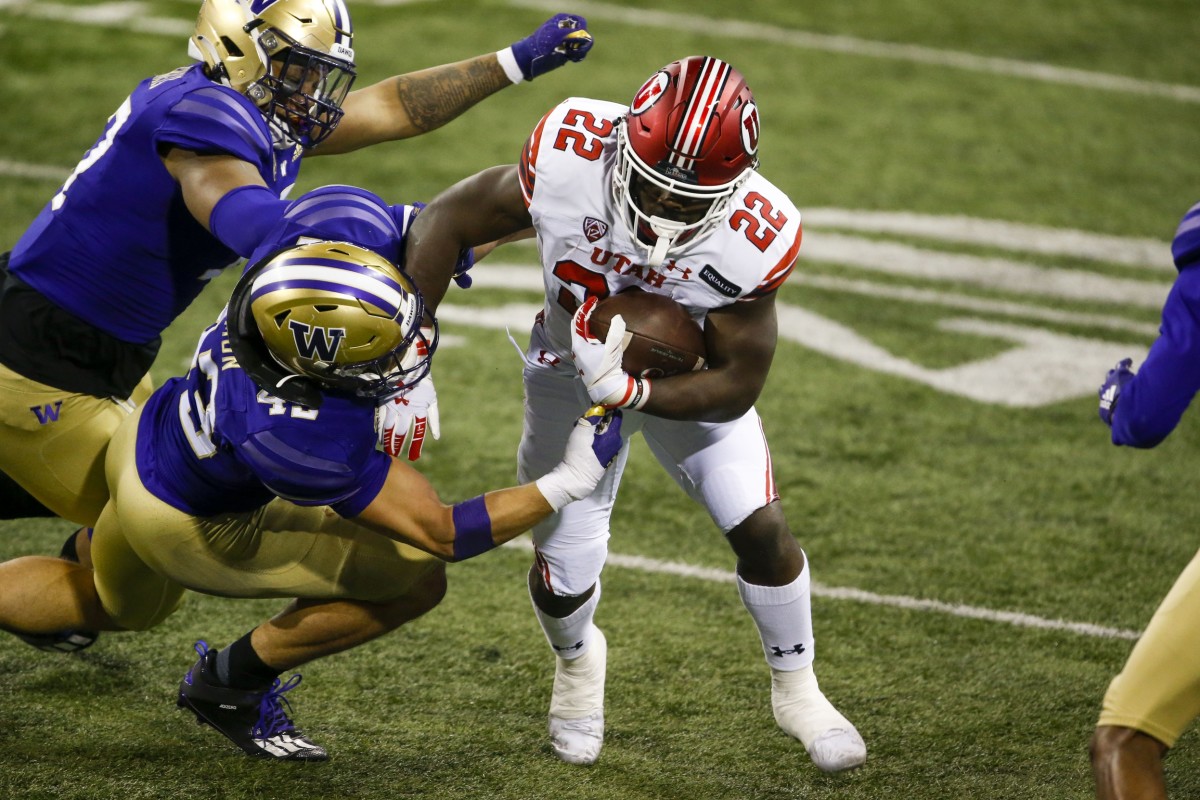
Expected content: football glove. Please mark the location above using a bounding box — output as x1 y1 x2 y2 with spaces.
536 406 624 511
1098 357 1135 427
453 246 475 289
506 13 593 82
570 297 650 410
377 370 439 461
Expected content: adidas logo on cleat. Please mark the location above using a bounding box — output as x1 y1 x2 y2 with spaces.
176 640 329 761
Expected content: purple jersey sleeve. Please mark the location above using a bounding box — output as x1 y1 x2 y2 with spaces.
9 64 301 344
155 85 275 170
247 185 409 267
1172 201 1200 271
239 423 390 515
136 318 389 518
1111 266 1200 447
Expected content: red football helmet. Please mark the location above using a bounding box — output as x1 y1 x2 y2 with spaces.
612 56 760 266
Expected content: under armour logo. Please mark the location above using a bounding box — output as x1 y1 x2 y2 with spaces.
537 350 561 367
31 402 63 425
552 639 585 653
664 260 693 280
769 643 806 658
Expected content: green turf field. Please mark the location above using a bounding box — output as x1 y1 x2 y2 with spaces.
3 1 1200 797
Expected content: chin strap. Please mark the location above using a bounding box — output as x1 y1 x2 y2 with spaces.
646 216 687 269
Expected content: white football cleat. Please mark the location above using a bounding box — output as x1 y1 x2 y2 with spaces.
771 664 866 772
548 625 606 765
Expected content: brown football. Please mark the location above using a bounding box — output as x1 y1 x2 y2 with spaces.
589 290 707 378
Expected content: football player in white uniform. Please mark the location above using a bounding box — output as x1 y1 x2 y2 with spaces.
405 56 866 772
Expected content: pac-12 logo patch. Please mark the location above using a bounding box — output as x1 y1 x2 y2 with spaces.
583 217 609 242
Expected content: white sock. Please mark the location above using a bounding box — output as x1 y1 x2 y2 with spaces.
737 560 815 672
531 581 601 661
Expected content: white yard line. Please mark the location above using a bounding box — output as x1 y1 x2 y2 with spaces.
502 537 1141 641
803 232 1170 309
3 0 1197 104
787 274 1160 337
506 0 1200 104
803 208 1171 271
0 159 68 182
0 0 191 35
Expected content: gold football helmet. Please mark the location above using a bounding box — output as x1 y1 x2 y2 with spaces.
189 0 356 146
227 240 437 406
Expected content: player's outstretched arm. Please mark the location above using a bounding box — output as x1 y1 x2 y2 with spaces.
405 164 531 311
316 14 593 155
354 408 622 561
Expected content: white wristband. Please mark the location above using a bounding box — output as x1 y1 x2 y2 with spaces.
496 47 525 84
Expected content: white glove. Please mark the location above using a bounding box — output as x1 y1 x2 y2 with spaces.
536 407 625 511
376 372 440 461
570 297 649 410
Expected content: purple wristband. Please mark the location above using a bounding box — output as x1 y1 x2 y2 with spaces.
452 495 495 561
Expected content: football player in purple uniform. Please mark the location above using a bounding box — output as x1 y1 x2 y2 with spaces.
403 57 866 772
1091 201 1200 799
0 0 593 597
0 185 623 760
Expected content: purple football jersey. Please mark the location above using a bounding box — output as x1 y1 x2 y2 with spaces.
137 315 389 518
9 64 302 344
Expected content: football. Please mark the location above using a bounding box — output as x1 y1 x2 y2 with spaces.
589 290 707 378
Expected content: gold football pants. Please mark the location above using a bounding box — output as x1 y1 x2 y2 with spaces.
0 360 152 526
91 404 441 631
1098 547 1200 747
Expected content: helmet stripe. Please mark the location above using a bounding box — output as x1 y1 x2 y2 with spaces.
252 261 407 318
670 57 730 172
328 0 352 42
285 190 397 235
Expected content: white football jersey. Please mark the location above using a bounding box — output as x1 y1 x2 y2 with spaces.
519 97 803 359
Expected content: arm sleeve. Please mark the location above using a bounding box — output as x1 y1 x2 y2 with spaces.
1111 267 1200 447
209 184 291 258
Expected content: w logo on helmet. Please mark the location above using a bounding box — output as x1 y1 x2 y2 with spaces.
289 320 346 361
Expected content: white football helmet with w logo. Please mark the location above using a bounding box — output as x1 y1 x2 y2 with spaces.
227 240 437 406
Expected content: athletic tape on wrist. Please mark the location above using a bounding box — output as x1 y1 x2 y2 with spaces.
451 495 495 560
495 47 525 84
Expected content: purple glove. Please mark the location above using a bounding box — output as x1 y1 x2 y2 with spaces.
534 406 624 511
509 13 593 81
453 247 475 289
1098 358 1135 427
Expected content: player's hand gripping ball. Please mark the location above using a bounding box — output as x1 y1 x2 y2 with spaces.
589 289 706 378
